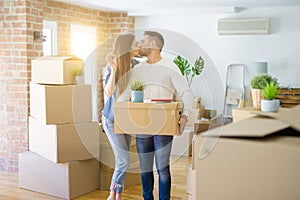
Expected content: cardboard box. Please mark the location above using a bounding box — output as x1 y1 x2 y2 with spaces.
186 164 196 195
193 105 300 200
30 82 92 124
171 128 194 157
19 151 100 200
31 56 83 85
29 117 99 163
114 102 182 135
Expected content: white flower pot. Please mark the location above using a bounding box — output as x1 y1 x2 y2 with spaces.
261 99 280 112
75 76 84 85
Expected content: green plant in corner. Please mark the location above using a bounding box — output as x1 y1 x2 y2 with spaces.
131 80 145 91
73 67 84 76
262 81 279 100
173 55 204 87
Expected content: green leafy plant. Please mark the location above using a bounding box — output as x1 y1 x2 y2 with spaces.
131 80 145 91
262 81 279 100
73 67 84 76
173 55 204 87
250 74 278 89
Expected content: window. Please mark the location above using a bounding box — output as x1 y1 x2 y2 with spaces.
43 20 57 56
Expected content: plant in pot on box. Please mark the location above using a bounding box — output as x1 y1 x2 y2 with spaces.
261 81 280 112
73 67 84 85
131 80 145 102
250 74 278 109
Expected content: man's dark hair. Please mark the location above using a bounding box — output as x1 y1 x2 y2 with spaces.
144 31 164 51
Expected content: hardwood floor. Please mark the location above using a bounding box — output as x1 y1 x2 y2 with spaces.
0 156 191 200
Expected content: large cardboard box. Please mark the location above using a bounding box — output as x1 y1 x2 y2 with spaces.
30 82 92 124
31 56 83 85
114 102 182 135
193 106 300 200
19 151 100 200
29 117 99 163
171 128 194 156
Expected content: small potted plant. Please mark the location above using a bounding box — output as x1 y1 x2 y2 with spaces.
73 67 84 85
250 74 278 109
131 80 145 102
261 81 280 112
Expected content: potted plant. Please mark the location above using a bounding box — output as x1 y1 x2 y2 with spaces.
73 67 84 85
261 81 280 112
173 55 204 87
250 74 278 109
131 80 145 102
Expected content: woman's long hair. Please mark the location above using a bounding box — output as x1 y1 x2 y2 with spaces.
113 34 135 96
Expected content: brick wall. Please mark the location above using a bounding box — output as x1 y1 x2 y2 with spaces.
0 0 43 172
0 0 135 173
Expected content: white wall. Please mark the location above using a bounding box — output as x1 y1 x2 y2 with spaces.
135 6 300 114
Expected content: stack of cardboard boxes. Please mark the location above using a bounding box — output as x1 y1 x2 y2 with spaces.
187 106 300 200
19 56 100 199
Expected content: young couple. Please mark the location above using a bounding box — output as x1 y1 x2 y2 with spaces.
102 31 193 200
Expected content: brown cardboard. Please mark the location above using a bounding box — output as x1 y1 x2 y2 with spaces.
31 56 83 85
185 109 200 127
30 82 92 124
19 151 100 200
29 117 99 163
193 105 300 200
114 102 182 135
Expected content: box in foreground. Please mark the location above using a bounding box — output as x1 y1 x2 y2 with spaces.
19 151 100 200
114 102 182 135
193 105 300 200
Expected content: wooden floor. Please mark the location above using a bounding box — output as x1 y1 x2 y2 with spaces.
0 156 191 200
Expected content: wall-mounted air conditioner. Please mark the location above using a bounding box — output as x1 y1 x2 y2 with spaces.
218 18 269 35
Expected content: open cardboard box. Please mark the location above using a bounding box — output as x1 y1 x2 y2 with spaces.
193 105 300 200
113 102 182 135
31 55 83 85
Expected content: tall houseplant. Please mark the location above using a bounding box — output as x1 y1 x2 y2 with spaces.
261 81 280 112
131 80 145 102
173 55 204 87
250 74 278 109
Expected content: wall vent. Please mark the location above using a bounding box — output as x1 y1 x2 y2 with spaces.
218 18 269 35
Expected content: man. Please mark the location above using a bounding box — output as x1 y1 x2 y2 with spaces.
118 31 193 200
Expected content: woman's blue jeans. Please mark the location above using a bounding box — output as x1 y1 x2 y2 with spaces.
136 134 173 200
102 116 131 193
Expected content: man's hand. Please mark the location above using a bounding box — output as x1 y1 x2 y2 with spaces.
178 115 188 135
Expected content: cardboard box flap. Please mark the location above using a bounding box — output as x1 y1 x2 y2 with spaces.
113 102 182 110
204 116 290 138
254 105 300 132
34 55 82 61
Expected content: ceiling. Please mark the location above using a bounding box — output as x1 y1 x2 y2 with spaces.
56 0 300 16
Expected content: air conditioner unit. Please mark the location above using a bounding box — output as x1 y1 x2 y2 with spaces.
218 18 269 35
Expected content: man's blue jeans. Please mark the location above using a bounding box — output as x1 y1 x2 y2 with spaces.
136 135 173 200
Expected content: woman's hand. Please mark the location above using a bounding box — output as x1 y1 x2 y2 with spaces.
106 53 117 72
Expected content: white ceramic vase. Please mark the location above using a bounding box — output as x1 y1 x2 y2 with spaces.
261 99 280 112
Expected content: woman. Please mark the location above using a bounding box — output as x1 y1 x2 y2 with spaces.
102 34 139 200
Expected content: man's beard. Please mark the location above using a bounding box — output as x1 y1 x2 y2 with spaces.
139 48 151 57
